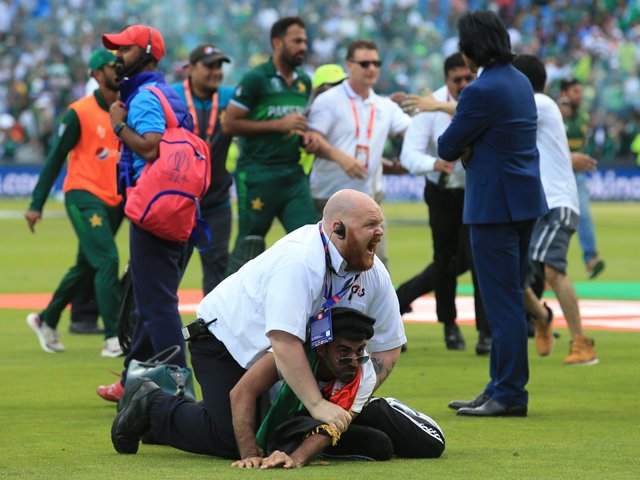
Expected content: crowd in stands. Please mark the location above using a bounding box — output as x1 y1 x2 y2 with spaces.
1 0 640 167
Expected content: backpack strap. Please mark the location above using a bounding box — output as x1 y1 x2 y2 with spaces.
143 85 179 129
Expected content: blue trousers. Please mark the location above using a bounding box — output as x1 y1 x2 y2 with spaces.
471 220 534 407
575 172 598 265
198 204 232 295
122 224 192 383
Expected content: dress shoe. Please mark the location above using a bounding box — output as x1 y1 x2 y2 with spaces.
475 331 492 355
444 323 466 350
457 398 527 417
69 321 104 335
448 392 490 410
111 378 161 454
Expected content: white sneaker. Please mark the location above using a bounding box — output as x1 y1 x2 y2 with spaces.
26 313 65 353
101 336 123 357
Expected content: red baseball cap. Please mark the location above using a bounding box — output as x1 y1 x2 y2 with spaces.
102 25 166 62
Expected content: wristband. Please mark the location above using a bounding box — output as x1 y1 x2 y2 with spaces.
113 122 127 137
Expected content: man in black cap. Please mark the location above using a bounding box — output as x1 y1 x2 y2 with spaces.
172 45 235 294
229 307 446 468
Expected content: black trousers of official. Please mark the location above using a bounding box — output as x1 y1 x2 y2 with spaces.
396 181 489 334
324 398 445 459
148 335 244 458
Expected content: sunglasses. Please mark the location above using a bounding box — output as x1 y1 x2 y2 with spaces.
337 354 370 366
350 60 382 69
450 75 473 85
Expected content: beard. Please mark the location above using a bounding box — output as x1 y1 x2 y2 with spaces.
342 236 376 272
104 77 120 92
282 49 305 68
114 53 149 79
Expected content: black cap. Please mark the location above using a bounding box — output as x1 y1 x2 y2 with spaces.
189 44 231 65
331 307 375 341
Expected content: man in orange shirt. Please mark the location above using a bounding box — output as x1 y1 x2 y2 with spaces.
25 49 124 357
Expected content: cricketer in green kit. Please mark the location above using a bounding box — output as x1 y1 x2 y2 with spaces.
223 16 318 273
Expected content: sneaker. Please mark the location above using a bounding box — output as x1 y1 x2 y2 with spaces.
586 257 605 280
444 323 466 350
26 313 65 353
535 303 554 356
97 381 125 402
563 335 599 366
101 337 123 358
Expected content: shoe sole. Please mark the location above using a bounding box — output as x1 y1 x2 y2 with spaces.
111 380 149 454
564 358 599 366
26 314 59 353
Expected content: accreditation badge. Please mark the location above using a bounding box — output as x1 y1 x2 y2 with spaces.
310 309 333 348
355 144 370 168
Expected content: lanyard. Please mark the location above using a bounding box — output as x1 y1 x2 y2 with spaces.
183 79 218 140
348 96 375 141
318 224 359 309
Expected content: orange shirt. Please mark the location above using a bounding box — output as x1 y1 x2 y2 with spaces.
63 95 121 206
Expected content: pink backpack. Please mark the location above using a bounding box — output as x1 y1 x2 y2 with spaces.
124 86 211 243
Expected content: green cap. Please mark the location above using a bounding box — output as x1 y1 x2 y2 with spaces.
312 64 348 90
88 49 116 72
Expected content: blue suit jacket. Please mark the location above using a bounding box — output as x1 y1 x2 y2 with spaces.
438 62 548 224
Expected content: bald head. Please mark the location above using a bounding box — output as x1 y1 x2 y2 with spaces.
322 190 378 226
322 189 384 272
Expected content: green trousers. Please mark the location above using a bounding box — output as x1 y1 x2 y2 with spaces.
234 166 317 240
42 190 123 338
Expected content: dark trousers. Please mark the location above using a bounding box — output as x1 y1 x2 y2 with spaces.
471 220 534 406
198 204 232 295
123 224 192 383
149 334 243 458
396 182 489 333
325 398 445 459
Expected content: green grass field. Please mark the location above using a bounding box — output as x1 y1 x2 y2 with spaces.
1 199 639 479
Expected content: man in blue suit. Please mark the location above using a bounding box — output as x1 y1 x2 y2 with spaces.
438 10 548 417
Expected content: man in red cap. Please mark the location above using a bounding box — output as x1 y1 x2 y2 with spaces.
96 25 194 403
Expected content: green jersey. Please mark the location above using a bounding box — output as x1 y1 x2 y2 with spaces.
564 110 589 153
230 58 311 173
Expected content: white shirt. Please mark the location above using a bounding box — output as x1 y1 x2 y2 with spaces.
198 223 406 369
534 93 580 213
399 84 465 188
308 81 411 199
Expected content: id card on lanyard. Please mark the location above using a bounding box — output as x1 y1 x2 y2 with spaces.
310 224 360 348
183 79 219 142
349 91 374 169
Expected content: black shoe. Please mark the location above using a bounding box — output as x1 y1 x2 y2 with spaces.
69 321 104 335
444 324 466 350
448 392 490 411
111 378 161 454
457 398 527 417
475 331 492 355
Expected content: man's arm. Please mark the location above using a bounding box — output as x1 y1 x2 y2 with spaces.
268 330 351 432
222 103 307 137
571 151 597 172
304 131 367 179
229 352 280 468
370 347 401 391
25 109 80 232
109 100 162 162
260 433 332 469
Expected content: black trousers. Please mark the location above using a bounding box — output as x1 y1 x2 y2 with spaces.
396 182 489 334
148 334 244 458
325 397 445 459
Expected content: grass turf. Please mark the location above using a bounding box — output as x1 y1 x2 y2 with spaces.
1 199 639 478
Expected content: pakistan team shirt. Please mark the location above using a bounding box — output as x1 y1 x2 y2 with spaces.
229 57 311 173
